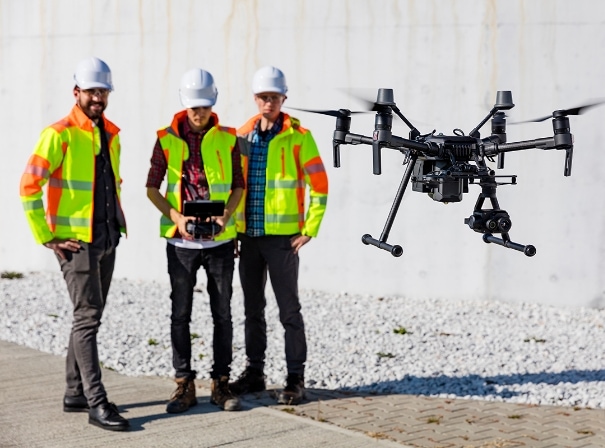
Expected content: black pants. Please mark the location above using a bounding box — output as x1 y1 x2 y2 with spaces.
59 240 116 408
167 241 235 379
238 233 306 376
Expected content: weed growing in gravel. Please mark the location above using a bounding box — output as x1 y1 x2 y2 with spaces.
1 271 23 279
377 352 395 358
523 336 546 343
393 326 411 335
148 338 159 346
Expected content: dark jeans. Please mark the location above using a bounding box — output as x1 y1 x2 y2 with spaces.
167 241 235 379
59 240 116 408
238 233 306 376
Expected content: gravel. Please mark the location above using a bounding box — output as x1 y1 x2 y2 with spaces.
2 271 605 409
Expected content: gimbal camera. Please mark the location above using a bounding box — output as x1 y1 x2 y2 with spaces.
183 200 224 240
289 90 602 257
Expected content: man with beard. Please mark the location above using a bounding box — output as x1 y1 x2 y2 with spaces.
20 57 129 431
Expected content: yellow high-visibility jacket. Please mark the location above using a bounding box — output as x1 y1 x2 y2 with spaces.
20 105 126 244
236 113 328 237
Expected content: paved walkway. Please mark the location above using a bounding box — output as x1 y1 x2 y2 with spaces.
1 340 604 448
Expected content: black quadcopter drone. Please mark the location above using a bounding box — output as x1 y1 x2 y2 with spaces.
289 90 603 257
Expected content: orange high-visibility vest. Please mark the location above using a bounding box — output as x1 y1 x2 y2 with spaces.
20 105 126 244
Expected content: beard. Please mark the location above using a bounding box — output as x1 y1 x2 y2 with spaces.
78 97 106 121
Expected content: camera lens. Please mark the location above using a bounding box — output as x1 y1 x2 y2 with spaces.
497 217 512 232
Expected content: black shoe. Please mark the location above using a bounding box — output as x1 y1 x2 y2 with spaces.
229 367 266 395
88 402 130 431
63 394 89 413
277 373 305 405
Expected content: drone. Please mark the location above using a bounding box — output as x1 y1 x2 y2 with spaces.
289 90 603 257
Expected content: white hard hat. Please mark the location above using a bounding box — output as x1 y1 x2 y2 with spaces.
74 57 113 90
179 68 218 108
252 66 288 95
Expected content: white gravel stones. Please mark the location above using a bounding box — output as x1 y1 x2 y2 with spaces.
2 271 605 409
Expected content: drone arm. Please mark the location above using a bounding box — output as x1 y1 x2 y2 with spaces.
496 137 555 153
332 131 373 167
490 136 573 176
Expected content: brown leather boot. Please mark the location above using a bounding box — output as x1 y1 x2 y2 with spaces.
166 377 197 413
211 376 242 411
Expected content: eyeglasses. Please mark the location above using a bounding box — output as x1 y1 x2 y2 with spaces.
256 94 283 103
80 88 110 98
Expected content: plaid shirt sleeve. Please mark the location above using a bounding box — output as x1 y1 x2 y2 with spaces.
145 138 167 189
231 139 245 190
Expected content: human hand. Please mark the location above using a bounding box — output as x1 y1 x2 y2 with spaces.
44 238 81 260
290 234 311 254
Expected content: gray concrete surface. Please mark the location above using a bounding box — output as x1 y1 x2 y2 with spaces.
2 340 605 447
0 340 403 448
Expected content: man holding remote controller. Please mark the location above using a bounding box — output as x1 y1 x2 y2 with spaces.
146 68 244 413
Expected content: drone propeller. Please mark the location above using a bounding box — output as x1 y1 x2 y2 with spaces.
284 106 367 117
510 99 605 124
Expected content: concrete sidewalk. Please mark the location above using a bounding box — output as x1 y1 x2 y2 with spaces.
1 340 604 448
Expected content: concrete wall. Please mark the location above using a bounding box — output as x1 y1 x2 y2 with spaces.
2 0 604 308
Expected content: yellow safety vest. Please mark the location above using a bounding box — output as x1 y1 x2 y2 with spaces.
157 111 237 241
20 105 126 244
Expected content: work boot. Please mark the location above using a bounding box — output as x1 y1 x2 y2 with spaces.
229 367 266 395
277 373 305 405
166 377 197 413
211 376 242 411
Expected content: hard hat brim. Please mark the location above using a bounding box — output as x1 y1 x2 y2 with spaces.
253 87 287 95
76 81 113 90
181 97 216 108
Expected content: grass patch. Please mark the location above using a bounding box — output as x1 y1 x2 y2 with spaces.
376 352 395 359
393 326 411 335
427 415 442 424
1 271 24 279
523 336 546 343
577 429 595 435
148 338 159 346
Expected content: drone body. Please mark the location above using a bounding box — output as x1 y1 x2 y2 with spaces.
296 89 582 257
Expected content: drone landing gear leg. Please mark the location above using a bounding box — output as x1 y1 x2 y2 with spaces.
469 182 536 257
362 154 418 257
483 233 536 257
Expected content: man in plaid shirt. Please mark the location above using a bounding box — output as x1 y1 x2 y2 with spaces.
230 66 328 405
146 68 244 413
